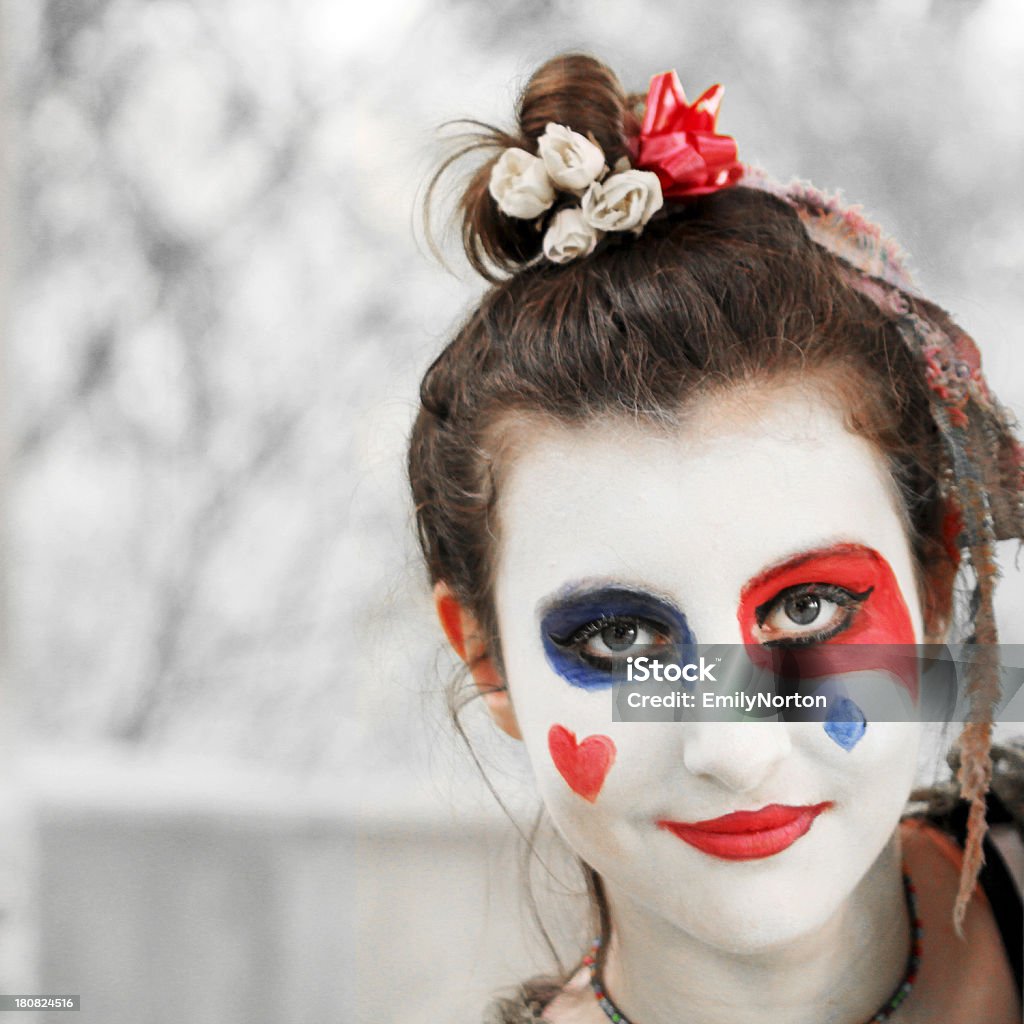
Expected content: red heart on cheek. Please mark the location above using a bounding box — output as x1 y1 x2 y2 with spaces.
547 725 617 803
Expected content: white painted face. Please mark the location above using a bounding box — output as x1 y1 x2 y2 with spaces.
492 382 925 953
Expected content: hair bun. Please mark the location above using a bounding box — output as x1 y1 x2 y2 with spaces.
430 54 637 281
517 54 633 162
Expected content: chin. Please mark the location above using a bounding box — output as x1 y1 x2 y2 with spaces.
631 850 864 956
677 890 841 955
648 833 899 956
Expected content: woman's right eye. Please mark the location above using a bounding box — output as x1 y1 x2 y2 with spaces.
564 616 671 667
540 589 693 690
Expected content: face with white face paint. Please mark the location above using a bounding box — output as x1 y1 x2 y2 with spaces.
491 381 925 953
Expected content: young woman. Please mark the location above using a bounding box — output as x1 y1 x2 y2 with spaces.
409 53 1024 1023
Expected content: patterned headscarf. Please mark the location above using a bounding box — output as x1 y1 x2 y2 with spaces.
743 164 1024 927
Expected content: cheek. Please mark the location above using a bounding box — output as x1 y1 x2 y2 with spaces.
503 654 623 815
547 724 617 803
798 719 922 802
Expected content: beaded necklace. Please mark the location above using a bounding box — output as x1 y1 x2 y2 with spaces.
583 872 922 1024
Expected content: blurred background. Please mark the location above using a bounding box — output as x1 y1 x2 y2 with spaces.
1 0 1023 1021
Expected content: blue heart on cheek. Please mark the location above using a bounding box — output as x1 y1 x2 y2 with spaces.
824 697 867 751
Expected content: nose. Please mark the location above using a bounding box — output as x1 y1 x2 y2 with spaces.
681 719 793 793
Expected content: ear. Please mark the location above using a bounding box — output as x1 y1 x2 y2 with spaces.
434 581 521 739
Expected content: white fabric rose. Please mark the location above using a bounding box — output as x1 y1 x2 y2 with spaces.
542 207 602 263
488 148 556 219
581 170 664 232
538 123 606 193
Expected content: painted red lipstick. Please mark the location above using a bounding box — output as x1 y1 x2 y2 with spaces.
657 802 832 860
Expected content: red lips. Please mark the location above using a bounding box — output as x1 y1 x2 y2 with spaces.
657 802 832 860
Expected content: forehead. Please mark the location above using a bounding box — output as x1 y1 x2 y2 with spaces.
493 382 918 639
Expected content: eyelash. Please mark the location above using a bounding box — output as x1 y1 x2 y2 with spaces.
556 615 671 669
755 583 873 648
546 580 872 682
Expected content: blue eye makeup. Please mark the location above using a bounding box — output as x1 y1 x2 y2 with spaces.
540 584 695 690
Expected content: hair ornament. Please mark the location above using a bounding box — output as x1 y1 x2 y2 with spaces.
487 147 556 219
486 71 743 264
634 71 744 197
739 166 919 294
537 123 606 193
541 206 601 263
489 123 665 264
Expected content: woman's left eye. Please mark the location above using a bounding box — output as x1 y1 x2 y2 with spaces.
565 616 670 666
755 583 871 646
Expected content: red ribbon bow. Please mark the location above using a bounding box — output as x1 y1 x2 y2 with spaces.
634 71 743 198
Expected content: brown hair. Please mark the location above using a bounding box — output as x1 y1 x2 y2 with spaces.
412 56 951 653
410 53 1005 1015
439 53 643 281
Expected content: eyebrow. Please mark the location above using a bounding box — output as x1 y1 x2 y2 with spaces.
741 542 877 592
536 579 686 619
535 544 879 623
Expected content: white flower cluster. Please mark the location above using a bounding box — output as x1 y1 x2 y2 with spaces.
488 123 664 264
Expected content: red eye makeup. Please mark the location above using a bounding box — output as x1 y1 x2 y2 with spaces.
737 543 918 701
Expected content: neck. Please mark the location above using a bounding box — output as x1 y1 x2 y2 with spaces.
600 837 909 1024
